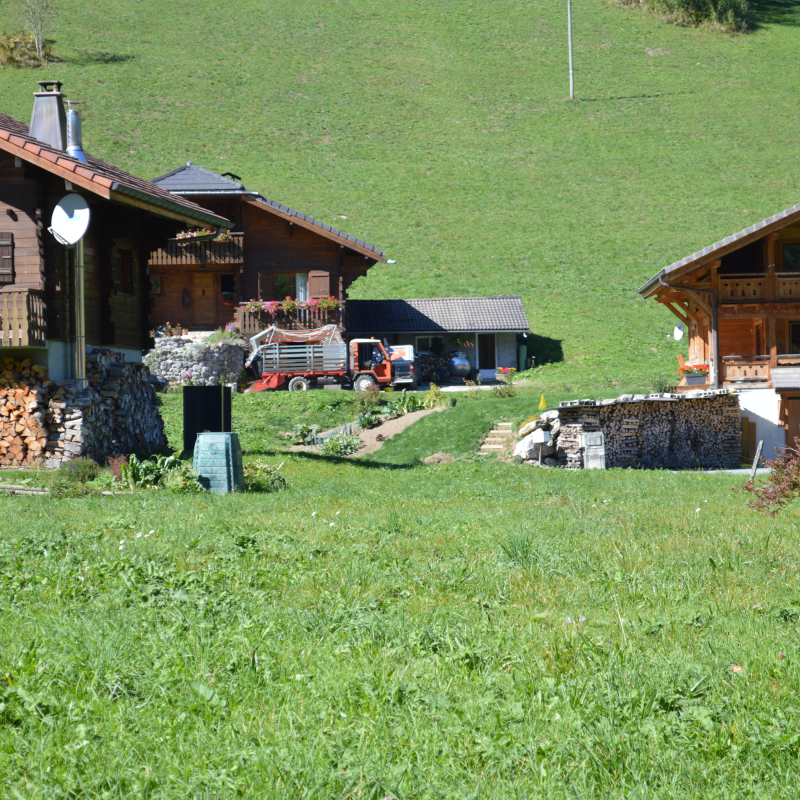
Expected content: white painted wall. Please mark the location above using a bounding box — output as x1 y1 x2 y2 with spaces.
497 333 517 369
738 388 785 460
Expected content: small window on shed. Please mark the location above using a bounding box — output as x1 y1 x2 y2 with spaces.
784 245 800 272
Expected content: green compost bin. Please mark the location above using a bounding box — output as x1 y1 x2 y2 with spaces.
193 432 244 493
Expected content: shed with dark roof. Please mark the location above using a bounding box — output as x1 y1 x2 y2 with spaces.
347 297 530 377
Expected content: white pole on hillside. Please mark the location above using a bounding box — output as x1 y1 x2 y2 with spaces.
567 0 575 100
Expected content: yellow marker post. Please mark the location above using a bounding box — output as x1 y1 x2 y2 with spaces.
538 394 547 410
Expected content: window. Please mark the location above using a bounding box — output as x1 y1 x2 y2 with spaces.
220 274 235 294
149 276 163 296
274 272 308 301
119 249 132 294
416 335 444 355
790 322 800 354
784 245 800 272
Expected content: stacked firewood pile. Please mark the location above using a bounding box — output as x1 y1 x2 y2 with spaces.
0 358 52 466
516 391 741 470
0 353 165 469
417 354 450 382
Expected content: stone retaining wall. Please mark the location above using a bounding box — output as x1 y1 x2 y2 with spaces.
144 337 249 386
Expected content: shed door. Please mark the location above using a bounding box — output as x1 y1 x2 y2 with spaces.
192 273 216 328
478 334 496 370
785 397 800 450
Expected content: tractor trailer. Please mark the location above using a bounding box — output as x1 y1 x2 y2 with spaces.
246 325 416 392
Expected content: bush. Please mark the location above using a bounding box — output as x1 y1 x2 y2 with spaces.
357 410 381 429
423 384 444 409
0 32 52 68
739 445 800 513
355 385 381 414
161 461 206 493
121 453 206 491
321 434 362 457
243 460 288 492
291 423 320 445
619 0 749 31
491 383 516 398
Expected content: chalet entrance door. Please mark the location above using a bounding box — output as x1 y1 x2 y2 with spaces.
785 397 800 450
192 273 216 328
478 334 496 370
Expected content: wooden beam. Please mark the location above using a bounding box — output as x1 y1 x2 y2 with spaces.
683 290 713 318
664 303 689 327
720 306 800 320
108 190 211 227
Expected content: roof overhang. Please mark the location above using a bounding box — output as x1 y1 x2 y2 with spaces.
0 132 232 230
638 201 800 298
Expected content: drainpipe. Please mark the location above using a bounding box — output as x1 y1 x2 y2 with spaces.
658 274 719 389
74 238 86 389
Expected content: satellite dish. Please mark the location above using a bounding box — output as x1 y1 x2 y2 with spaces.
48 193 90 245
673 321 685 341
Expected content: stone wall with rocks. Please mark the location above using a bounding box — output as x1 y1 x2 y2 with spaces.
144 337 249 387
514 391 741 470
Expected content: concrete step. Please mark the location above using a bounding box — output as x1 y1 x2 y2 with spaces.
483 439 507 445
480 444 504 451
497 422 513 428
488 429 513 437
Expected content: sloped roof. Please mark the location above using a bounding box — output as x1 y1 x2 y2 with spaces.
0 114 231 230
638 199 800 296
347 296 530 333
152 162 246 193
151 161 387 261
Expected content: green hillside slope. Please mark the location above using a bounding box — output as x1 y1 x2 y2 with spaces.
1 0 799 388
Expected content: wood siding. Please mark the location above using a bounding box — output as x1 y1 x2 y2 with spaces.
0 153 43 290
719 319 756 357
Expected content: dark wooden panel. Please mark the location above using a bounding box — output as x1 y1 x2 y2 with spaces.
719 319 756 357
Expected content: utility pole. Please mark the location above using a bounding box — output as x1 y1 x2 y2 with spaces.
567 0 575 100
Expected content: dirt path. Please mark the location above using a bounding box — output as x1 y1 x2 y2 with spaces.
290 407 445 457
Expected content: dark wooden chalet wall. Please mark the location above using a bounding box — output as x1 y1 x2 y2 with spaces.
1 155 176 354
0 153 44 289
240 202 374 302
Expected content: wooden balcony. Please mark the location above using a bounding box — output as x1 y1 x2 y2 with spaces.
236 304 343 337
149 233 244 267
719 271 800 304
721 355 771 386
0 288 46 348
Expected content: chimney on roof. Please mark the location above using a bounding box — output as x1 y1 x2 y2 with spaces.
66 101 87 163
29 81 67 151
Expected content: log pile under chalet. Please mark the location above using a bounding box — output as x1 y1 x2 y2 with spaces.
515 391 741 470
0 353 164 468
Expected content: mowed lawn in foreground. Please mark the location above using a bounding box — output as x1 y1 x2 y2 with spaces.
2 393 800 797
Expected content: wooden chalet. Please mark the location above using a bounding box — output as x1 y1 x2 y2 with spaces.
0 82 231 381
639 202 800 457
148 163 388 332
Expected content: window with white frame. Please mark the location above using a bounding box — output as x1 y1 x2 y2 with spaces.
416 335 444 355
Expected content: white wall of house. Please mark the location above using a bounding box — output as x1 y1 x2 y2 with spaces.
497 333 517 369
738 388 784 460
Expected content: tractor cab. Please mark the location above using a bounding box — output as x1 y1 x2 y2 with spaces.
349 338 392 390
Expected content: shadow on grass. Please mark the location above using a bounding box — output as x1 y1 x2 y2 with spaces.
289 450 417 470
61 49 137 66
748 0 800 27
528 333 563 366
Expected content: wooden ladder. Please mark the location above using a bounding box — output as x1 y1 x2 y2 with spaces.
479 422 514 454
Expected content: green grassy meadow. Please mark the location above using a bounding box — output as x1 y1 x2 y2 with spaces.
3 0 800 386
1 388 799 796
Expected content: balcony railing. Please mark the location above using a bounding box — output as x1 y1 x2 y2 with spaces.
719 271 800 303
149 233 244 267
720 355 771 385
0 288 46 348
236 304 343 337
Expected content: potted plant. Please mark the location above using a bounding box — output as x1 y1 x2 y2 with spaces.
219 292 236 306
679 363 709 385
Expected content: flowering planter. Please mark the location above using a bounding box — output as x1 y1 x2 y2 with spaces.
685 374 707 385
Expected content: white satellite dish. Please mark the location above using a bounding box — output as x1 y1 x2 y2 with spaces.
673 321 685 341
48 193 90 245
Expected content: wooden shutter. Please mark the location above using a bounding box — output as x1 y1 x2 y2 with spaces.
110 245 121 295
0 232 13 284
308 271 329 298
257 271 272 300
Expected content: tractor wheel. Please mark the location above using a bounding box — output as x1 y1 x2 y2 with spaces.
288 376 310 392
354 374 377 392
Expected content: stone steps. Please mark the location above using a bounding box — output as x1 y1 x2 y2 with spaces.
479 422 514 454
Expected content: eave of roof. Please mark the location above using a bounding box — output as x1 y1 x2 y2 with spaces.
0 114 232 230
638 200 800 297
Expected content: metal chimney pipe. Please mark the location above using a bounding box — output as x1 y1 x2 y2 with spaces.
29 80 67 150
66 101 87 163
